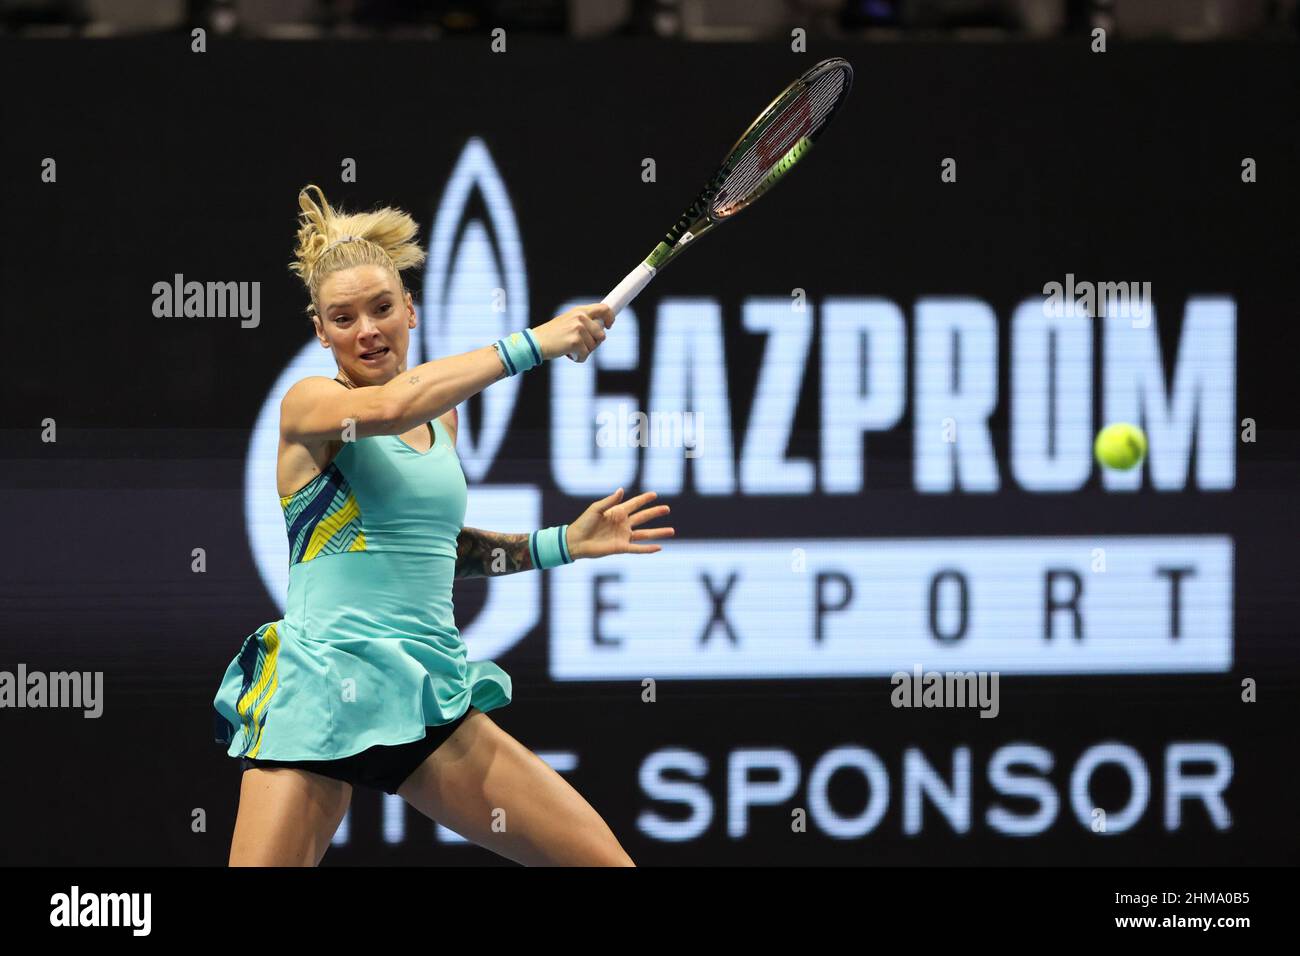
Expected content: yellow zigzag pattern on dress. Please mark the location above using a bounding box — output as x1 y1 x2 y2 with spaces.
236 622 280 758
280 462 368 566
302 494 366 562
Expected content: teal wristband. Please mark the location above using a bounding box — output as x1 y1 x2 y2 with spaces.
529 524 574 570
493 328 543 376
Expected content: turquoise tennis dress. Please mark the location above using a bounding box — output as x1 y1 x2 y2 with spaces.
212 415 511 761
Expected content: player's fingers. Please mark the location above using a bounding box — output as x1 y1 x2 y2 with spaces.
615 491 657 514
631 527 674 541
594 487 626 510
583 313 607 344
628 504 670 528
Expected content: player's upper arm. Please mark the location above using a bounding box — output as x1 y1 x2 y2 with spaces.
280 376 399 443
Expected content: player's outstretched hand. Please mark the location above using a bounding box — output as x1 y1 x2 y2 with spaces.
565 488 673 560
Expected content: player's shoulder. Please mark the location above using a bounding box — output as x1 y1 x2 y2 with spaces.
279 376 348 427
283 375 346 403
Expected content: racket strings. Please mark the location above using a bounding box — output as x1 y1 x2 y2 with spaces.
711 67 848 218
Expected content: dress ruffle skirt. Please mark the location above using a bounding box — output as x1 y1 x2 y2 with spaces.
214 616 512 761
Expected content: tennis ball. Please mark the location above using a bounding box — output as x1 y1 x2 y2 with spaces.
1094 422 1147 470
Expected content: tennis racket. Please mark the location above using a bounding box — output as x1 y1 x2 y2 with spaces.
567 56 854 361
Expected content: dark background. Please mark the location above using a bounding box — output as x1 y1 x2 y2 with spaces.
1 37 1297 865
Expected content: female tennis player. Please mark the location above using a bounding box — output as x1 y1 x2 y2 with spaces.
212 185 673 866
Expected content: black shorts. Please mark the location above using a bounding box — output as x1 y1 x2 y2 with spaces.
239 708 475 795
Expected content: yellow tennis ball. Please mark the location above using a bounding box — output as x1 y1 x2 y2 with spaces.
1094 422 1147 470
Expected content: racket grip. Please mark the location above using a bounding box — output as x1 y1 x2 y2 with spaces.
565 262 657 362
603 262 656 316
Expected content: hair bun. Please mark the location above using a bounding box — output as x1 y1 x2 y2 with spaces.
288 185 427 317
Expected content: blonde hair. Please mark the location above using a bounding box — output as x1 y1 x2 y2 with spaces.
288 184 427 317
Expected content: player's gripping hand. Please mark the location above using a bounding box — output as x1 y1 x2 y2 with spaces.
529 303 613 363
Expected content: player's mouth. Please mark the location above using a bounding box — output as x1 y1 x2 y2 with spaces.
360 347 390 362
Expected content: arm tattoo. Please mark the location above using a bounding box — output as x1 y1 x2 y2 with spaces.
454 527 535 579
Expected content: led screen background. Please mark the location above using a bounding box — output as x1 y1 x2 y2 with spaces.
1 38 1297 865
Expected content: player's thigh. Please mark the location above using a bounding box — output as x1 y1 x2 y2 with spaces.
229 766 352 866
397 710 633 867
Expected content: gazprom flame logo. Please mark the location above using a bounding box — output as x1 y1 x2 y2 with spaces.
243 138 542 659
422 137 529 479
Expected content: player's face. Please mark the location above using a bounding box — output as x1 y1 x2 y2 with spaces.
313 264 417 385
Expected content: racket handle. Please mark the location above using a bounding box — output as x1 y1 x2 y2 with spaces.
603 262 656 316
565 262 657 362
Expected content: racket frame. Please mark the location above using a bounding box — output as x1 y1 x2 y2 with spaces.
567 57 853 359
